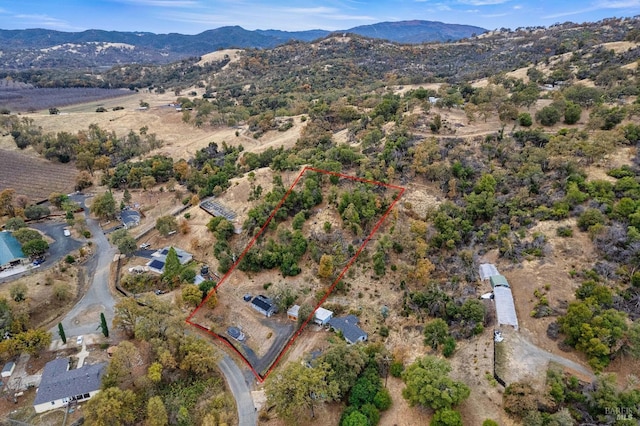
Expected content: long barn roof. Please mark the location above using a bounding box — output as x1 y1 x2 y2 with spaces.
493 286 518 330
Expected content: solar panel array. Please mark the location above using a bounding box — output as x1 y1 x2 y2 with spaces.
200 200 237 220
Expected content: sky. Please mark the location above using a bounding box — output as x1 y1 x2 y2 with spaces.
0 0 639 34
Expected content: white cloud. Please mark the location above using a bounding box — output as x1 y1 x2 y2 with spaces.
113 0 198 7
458 0 511 5
544 0 640 19
13 13 75 30
595 0 640 7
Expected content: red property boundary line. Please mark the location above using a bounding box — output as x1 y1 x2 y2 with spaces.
186 166 405 382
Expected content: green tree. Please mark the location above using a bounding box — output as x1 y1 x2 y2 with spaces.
100 312 109 337
102 341 139 387
423 318 450 350
146 396 168 426
442 337 456 358
85 387 137 426
577 208 605 231
341 410 369 426
113 297 142 338
162 247 182 286
266 361 340 422
207 216 235 241
181 284 202 307
320 343 368 397
91 191 116 220
402 355 470 410
155 215 178 237
5 217 25 230
23 205 50 220
430 408 463 426
628 320 640 359
318 254 334 279
21 239 48 257
110 228 136 256
58 322 66 344
564 101 582 124
122 188 132 205
12 228 41 244
536 106 561 126
297 304 313 328
177 335 220 376
518 112 532 127
147 362 163 383
13 328 52 355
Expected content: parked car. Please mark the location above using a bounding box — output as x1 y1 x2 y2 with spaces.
139 243 150 249
76 336 83 345
63 229 71 237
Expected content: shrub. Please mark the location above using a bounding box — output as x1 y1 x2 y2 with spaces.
518 112 532 127
556 226 573 237
390 361 404 377
536 106 561 126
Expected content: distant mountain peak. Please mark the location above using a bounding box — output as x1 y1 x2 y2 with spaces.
0 20 487 70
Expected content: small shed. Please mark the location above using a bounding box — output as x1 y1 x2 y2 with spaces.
287 305 300 321
1 361 15 378
313 307 333 325
489 274 510 289
479 263 500 281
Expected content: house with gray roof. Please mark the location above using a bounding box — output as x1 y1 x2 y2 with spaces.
33 358 106 413
327 315 368 344
251 295 277 317
0 231 27 269
146 246 193 274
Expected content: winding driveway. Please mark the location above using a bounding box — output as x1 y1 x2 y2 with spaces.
50 193 117 338
218 355 258 426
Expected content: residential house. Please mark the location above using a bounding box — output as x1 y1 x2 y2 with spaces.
33 359 106 413
313 307 333 325
0 231 27 270
327 315 368 344
146 246 193 274
251 295 277 317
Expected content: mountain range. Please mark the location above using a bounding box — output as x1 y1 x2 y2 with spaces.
0 20 486 70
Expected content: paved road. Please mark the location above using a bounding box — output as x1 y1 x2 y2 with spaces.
498 329 596 384
50 194 117 338
218 354 258 426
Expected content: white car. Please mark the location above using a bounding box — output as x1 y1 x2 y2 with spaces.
139 243 150 249
76 336 83 345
